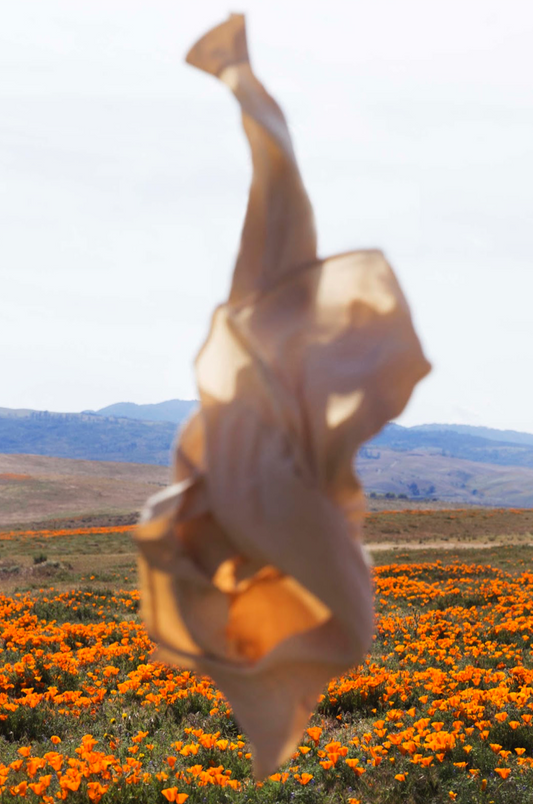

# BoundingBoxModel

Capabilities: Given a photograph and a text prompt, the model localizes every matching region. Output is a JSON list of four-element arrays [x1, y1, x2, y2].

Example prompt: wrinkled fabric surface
[[135, 13, 431, 779]]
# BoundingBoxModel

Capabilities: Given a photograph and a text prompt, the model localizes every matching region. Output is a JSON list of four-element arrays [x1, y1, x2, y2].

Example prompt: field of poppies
[[1, 515, 533, 803]]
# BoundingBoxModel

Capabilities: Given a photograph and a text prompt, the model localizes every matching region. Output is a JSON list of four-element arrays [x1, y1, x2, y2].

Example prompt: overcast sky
[[2, 0, 532, 432]]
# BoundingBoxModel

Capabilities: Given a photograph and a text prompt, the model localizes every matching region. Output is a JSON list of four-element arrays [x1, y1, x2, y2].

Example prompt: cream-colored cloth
[[135, 14, 430, 779]]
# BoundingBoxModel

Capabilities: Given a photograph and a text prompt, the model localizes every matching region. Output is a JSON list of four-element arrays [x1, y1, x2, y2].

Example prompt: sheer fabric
[[135, 14, 430, 778]]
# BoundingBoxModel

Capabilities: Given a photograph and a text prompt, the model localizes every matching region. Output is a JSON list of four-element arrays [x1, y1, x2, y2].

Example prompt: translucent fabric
[[135, 14, 430, 778]]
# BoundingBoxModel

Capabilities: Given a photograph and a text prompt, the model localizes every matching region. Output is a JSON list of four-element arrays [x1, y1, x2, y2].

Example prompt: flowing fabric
[[135, 14, 430, 778]]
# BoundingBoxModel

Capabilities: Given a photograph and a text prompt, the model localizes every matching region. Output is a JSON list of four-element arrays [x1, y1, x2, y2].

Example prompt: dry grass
[[1, 507, 532, 596], [0, 453, 169, 527], [358, 446, 533, 506]]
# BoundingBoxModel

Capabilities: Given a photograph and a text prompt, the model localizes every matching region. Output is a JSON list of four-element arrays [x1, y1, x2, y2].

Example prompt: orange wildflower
[[161, 789, 189, 803], [28, 775, 52, 796], [494, 768, 511, 779], [306, 727, 322, 744], [10, 781, 28, 796], [87, 782, 109, 803]]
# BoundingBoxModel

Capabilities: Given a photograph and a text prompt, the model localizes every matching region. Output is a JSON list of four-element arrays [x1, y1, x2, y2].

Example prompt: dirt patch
[[367, 539, 533, 552], [0, 558, 73, 579]]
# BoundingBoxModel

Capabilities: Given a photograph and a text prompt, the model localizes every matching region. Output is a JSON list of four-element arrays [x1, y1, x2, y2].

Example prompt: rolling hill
[[87, 399, 197, 423], [0, 408, 177, 465], [368, 424, 533, 469], [356, 447, 533, 508], [0, 452, 169, 527], [1, 402, 533, 508], [411, 423, 533, 447]]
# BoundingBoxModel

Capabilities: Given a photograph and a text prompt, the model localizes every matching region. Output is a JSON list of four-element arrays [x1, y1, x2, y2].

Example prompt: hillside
[[369, 423, 533, 469], [0, 409, 177, 465], [2, 453, 533, 532], [412, 423, 533, 447], [0, 453, 169, 527], [88, 399, 198, 423], [2, 403, 533, 508], [357, 447, 533, 507], [3, 404, 533, 470]]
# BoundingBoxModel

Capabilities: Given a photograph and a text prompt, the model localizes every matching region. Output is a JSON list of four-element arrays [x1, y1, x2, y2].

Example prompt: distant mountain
[[88, 399, 197, 424], [367, 423, 533, 470], [0, 408, 176, 466], [2, 403, 533, 507], [0, 401, 197, 466], [411, 423, 533, 448]]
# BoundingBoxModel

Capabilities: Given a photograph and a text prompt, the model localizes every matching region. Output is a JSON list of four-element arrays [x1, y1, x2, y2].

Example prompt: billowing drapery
[[135, 14, 430, 779]]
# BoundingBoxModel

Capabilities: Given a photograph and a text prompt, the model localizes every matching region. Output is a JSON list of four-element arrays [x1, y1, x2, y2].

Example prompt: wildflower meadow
[[1, 513, 533, 803]]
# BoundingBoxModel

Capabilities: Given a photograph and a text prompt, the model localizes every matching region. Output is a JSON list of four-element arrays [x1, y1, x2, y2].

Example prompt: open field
[[364, 507, 533, 548], [1, 508, 532, 597], [1, 510, 533, 803]]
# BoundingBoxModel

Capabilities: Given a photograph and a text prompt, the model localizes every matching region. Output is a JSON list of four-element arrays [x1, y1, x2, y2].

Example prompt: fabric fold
[[135, 13, 430, 779]]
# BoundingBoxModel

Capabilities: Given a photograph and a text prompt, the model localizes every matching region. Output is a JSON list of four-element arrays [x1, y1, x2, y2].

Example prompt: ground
[[1, 508, 532, 804]]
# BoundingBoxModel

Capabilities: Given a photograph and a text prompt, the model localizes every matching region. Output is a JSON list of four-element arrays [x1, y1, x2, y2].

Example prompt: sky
[[2, 0, 533, 432]]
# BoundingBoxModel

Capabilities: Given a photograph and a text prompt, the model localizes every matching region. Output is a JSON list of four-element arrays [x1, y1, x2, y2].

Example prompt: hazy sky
[[2, 0, 533, 432]]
